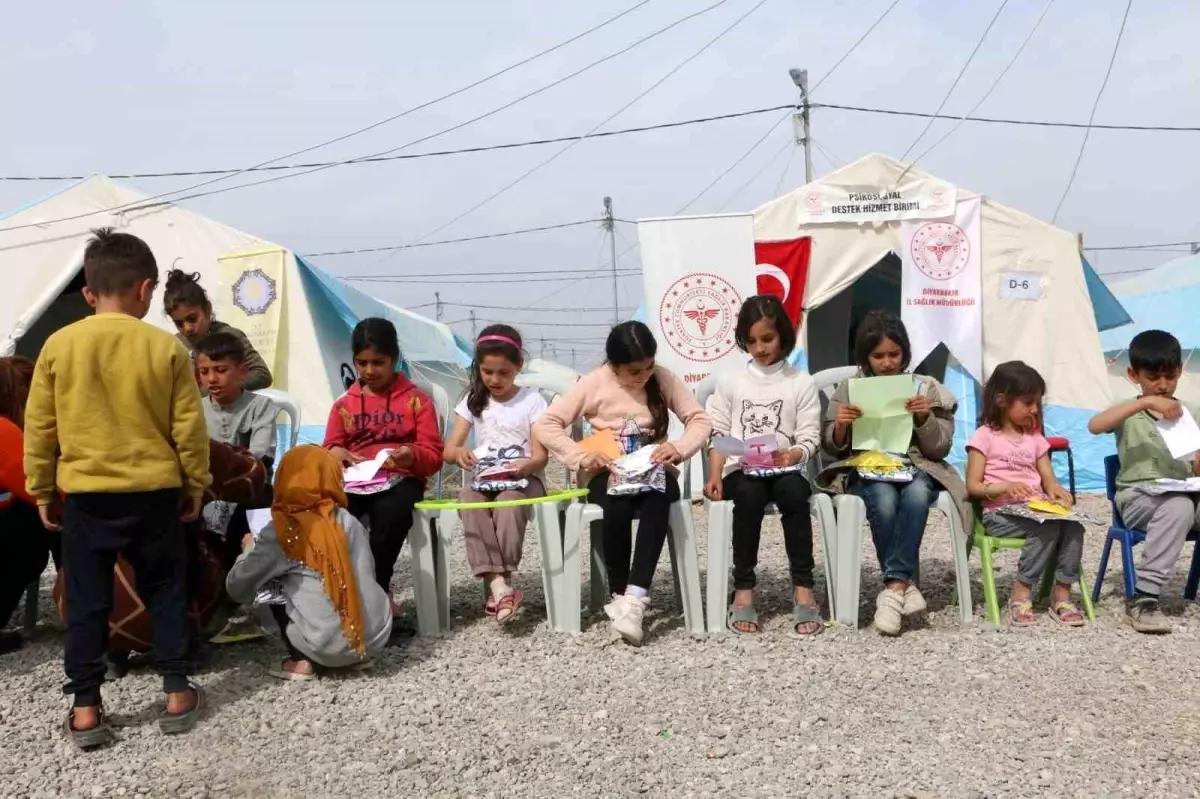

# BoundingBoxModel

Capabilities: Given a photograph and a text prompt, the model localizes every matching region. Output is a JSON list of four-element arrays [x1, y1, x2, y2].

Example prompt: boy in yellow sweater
[[24, 228, 211, 749]]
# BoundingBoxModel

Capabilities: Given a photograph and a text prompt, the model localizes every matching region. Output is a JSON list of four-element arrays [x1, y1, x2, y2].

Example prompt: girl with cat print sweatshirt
[[703, 296, 822, 637]]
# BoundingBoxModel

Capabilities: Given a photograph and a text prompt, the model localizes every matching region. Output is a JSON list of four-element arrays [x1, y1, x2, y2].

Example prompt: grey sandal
[[726, 603, 760, 635], [158, 682, 205, 735], [64, 708, 115, 751], [789, 603, 825, 638]]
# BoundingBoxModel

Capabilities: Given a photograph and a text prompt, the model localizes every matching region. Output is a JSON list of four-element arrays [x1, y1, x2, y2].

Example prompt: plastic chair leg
[[23, 581, 38, 638], [409, 509, 443, 637], [1077, 568, 1097, 622], [588, 519, 609, 613], [937, 492, 973, 624], [1119, 531, 1138, 599], [668, 500, 705, 637], [531, 503, 565, 631], [1093, 534, 1114, 604], [811, 493, 838, 621], [705, 501, 734, 635], [558, 503, 598, 634], [434, 509, 454, 632], [1185, 538, 1200, 601], [666, 533, 684, 613], [978, 534, 1000, 626], [832, 494, 865, 628]]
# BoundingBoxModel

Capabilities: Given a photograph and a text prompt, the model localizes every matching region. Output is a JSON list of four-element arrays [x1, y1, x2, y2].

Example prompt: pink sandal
[[495, 590, 523, 625], [1008, 598, 1037, 627], [1048, 601, 1086, 627]]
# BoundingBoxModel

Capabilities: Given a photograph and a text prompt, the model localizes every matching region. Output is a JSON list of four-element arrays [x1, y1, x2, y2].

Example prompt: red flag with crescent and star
[[754, 237, 811, 329]]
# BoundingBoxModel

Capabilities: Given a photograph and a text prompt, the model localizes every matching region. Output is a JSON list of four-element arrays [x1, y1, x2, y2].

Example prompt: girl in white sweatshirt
[[703, 295, 822, 636]]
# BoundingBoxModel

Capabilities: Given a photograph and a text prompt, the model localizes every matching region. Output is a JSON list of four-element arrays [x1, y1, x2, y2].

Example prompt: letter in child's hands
[[180, 495, 201, 523], [1143, 395, 1183, 420], [330, 446, 366, 467], [454, 448, 478, 470], [388, 446, 415, 469], [703, 477, 723, 501], [38, 498, 63, 532], [581, 451, 613, 472], [650, 443, 681, 466], [773, 448, 804, 467], [1049, 484, 1073, 508], [904, 394, 932, 423], [834, 403, 863, 427]]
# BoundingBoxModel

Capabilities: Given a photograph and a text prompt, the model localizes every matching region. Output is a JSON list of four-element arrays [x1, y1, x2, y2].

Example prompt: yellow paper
[[216, 248, 286, 378], [847, 451, 904, 472], [1028, 499, 1069, 516], [578, 431, 621, 460]]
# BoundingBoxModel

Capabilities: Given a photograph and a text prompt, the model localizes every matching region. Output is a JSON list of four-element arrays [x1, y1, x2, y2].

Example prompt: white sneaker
[[903, 585, 927, 616], [612, 596, 648, 646], [604, 594, 629, 622], [874, 588, 905, 636]]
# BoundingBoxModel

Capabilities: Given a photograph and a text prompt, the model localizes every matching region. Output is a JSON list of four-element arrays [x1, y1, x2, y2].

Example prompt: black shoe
[[104, 651, 130, 681], [0, 630, 23, 655]]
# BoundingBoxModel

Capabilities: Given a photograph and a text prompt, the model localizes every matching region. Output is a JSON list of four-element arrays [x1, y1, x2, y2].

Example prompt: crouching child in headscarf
[[226, 445, 393, 680]]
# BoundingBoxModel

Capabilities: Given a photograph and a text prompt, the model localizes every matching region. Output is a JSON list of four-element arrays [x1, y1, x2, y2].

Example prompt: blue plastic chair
[[1092, 455, 1200, 602]]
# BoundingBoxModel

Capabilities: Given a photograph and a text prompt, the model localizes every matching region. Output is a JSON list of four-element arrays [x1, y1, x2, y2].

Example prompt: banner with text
[[216, 248, 286, 378], [900, 197, 983, 382], [639, 214, 758, 387], [796, 175, 956, 225]]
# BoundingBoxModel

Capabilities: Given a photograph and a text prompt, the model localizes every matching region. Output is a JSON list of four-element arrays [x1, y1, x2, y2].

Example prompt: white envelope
[[344, 449, 392, 483]]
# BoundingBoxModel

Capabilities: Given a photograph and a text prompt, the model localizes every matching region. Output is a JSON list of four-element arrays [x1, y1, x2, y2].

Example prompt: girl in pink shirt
[[965, 361, 1085, 627]]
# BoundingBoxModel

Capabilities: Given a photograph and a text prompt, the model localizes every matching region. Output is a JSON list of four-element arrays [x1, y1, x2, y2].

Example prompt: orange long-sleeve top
[[0, 416, 34, 505]]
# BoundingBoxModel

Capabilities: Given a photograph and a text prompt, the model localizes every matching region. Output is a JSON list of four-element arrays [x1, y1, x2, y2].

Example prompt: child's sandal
[[1048, 601, 1086, 627], [1008, 598, 1037, 627], [495, 590, 523, 625]]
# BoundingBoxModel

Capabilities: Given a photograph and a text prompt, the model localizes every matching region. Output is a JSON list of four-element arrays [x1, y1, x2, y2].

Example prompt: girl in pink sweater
[[534, 321, 710, 646]]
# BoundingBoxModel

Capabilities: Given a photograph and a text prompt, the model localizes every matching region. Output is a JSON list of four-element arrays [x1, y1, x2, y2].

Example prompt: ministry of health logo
[[232, 269, 278, 316], [659, 272, 741, 362], [910, 221, 969, 281]]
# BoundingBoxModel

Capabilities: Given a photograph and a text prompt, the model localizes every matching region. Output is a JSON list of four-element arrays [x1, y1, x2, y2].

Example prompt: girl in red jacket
[[323, 318, 444, 616]]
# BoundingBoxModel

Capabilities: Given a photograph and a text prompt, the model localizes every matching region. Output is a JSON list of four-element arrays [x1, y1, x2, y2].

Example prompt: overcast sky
[[3, 0, 1197, 367]]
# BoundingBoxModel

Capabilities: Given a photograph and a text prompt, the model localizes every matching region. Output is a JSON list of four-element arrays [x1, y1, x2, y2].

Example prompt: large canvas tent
[[0, 176, 470, 442], [753, 153, 1130, 491]]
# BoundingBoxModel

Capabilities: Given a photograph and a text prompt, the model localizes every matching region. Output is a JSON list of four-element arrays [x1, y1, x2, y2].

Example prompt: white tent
[[517, 357, 581, 398], [0, 176, 470, 441], [753, 153, 1126, 490]]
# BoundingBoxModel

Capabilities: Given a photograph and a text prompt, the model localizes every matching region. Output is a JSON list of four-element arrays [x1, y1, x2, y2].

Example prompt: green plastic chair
[[970, 502, 1096, 626], [412, 488, 590, 635]]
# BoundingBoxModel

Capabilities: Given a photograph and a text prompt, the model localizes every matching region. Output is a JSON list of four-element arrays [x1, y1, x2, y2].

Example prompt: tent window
[[806, 252, 948, 381]]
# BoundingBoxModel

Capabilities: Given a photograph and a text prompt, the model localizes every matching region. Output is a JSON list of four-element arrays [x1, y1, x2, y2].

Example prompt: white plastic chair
[[815, 369, 973, 628], [254, 388, 301, 450], [695, 373, 840, 635]]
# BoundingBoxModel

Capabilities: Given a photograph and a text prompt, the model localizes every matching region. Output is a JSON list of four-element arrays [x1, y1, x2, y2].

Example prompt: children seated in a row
[[818, 310, 970, 636], [703, 296, 823, 637], [1088, 329, 1200, 634], [966, 362, 1085, 627], [164, 269, 274, 390], [443, 325, 548, 624], [535, 321, 711, 646]]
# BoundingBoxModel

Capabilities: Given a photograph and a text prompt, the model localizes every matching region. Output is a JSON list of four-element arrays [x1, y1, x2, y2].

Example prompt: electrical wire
[[1051, 0, 1134, 224], [773, 145, 799, 196], [716, 137, 794, 211], [902, 0, 1055, 174], [810, 137, 844, 171], [397, 0, 772, 250], [440, 302, 638, 312], [812, 102, 1200, 131], [0, 1, 729, 235], [1083, 240, 1198, 252], [899, 0, 1012, 163], [343, 271, 640, 283], [808, 0, 905, 95], [303, 219, 598, 257]]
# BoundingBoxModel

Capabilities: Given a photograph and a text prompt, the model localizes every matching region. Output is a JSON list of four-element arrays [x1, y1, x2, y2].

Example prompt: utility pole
[[789, 68, 814, 183], [571, 348, 576, 370], [602, 197, 619, 325], [469, 310, 476, 339], [1191, 242, 1200, 255], [434, 291, 443, 321]]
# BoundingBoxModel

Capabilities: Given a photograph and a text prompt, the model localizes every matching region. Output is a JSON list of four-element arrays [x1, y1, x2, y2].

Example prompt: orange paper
[[578, 430, 621, 460]]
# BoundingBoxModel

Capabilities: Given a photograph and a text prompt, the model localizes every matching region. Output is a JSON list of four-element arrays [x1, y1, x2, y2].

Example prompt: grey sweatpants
[[982, 512, 1085, 585], [1114, 489, 1200, 596]]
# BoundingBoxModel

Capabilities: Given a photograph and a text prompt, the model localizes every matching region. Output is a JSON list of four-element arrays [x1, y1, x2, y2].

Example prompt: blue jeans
[[848, 471, 939, 583]]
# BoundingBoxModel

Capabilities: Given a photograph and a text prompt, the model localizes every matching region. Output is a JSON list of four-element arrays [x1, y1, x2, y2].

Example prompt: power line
[[811, 103, 1200, 132], [1083, 240, 1199, 252], [441, 302, 639, 312], [1052, 0, 1133, 224], [0, 1, 729, 234], [343, 272, 641, 285], [303, 219, 599, 257], [344, 268, 641, 279], [398, 0, 770, 249], [808, 0, 904, 96], [716, 137, 794, 211], [899, 0, 1012, 163]]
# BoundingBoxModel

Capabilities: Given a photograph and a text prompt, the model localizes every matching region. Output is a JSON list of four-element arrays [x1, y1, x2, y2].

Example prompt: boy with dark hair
[[1088, 329, 1200, 633], [24, 228, 210, 748]]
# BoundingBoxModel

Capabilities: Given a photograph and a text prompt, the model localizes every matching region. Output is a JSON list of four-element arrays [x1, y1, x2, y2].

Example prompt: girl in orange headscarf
[[226, 445, 392, 678]]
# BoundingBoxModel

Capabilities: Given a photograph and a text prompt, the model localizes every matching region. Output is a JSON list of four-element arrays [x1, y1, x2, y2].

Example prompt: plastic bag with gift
[[471, 443, 530, 492], [608, 444, 666, 497]]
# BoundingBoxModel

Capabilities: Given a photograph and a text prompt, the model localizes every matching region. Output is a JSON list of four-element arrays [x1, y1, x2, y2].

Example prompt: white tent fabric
[[516, 357, 581, 399], [753, 153, 1112, 412], [0, 176, 469, 439]]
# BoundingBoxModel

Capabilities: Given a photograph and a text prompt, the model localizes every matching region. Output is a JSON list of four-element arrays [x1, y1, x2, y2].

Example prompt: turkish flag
[[754, 237, 811, 329]]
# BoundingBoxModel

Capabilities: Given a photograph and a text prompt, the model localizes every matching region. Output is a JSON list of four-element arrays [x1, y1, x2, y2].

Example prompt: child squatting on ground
[[442, 325, 549, 625], [23, 228, 211, 749], [966, 361, 1087, 627], [534, 321, 710, 647], [1088, 329, 1200, 634], [703, 295, 823, 636]]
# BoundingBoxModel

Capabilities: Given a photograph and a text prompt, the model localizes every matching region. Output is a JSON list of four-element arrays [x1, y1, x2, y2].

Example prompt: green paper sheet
[[848, 374, 916, 454]]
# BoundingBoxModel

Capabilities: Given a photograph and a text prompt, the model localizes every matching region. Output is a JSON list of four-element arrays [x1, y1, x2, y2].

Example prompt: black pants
[[347, 478, 425, 592], [586, 472, 681, 594], [270, 604, 309, 664], [62, 490, 190, 707], [723, 471, 814, 590], [0, 501, 55, 628]]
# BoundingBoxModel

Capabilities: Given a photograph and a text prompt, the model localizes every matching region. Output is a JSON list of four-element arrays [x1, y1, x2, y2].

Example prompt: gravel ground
[[3, 492, 1199, 798]]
